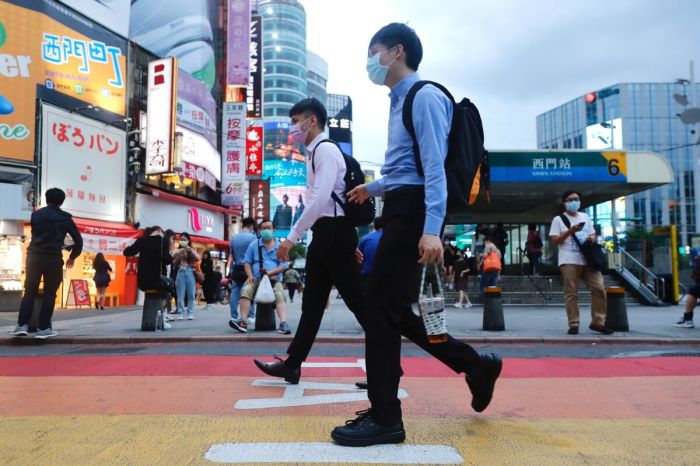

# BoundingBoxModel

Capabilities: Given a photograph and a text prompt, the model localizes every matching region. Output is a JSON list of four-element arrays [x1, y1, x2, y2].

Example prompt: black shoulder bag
[[558, 214, 607, 271]]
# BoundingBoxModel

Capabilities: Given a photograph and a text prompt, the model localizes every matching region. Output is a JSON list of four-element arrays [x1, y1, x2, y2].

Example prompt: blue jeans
[[480, 271, 500, 293], [229, 281, 255, 320], [176, 268, 196, 314]]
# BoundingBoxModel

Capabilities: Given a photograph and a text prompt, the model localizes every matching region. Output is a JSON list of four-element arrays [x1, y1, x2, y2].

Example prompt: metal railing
[[614, 247, 666, 301]]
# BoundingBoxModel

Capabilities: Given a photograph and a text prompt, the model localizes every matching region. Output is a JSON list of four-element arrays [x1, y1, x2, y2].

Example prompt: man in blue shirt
[[231, 219, 291, 334], [334, 23, 502, 447], [358, 216, 383, 281], [228, 217, 257, 327]]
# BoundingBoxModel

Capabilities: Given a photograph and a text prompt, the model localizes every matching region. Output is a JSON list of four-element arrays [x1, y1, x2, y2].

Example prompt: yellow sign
[[601, 151, 628, 178], [0, 1, 127, 162]]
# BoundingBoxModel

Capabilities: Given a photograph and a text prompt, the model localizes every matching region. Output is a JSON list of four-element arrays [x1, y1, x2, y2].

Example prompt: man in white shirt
[[549, 190, 612, 335], [253, 98, 369, 384]]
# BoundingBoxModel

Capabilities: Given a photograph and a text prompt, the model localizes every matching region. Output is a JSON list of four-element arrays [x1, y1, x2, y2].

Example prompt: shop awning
[[188, 235, 230, 249], [142, 186, 242, 215], [73, 218, 141, 254]]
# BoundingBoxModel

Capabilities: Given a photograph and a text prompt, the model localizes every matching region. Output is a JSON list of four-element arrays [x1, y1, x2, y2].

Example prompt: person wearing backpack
[[479, 237, 502, 293], [525, 224, 543, 275], [549, 190, 613, 336], [254, 98, 372, 385], [339, 22, 502, 448]]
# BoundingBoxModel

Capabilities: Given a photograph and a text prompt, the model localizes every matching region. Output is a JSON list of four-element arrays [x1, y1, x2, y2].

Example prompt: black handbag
[[559, 214, 607, 271], [230, 264, 248, 284]]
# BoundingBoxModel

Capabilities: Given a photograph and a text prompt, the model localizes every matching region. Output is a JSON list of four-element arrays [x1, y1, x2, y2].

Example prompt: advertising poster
[[221, 102, 246, 207], [145, 57, 177, 175], [177, 71, 218, 147], [176, 125, 221, 190], [246, 120, 263, 177], [41, 104, 127, 222], [0, 0, 127, 162], [226, 0, 250, 87], [57, 0, 131, 37], [247, 15, 262, 118], [248, 179, 270, 225], [129, 0, 219, 95], [68, 279, 91, 306], [262, 121, 307, 238]]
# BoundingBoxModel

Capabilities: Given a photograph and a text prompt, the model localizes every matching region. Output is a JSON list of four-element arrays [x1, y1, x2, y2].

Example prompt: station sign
[[489, 151, 627, 183]]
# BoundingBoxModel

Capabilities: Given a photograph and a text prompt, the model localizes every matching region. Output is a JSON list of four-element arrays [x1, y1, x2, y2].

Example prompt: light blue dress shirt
[[243, 239, 287, 282], [365, 72, 452, 236]]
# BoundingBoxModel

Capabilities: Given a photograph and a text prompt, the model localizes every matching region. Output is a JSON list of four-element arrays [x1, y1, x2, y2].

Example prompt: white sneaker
[[177, 314, 185, 320], [453, 303, 463, 308], [163, 322, 172, 329], [206, 304, 213, 310], [465, 303, 473, 308], [247, 317, 256, 325], [187, 314, 194, 320]]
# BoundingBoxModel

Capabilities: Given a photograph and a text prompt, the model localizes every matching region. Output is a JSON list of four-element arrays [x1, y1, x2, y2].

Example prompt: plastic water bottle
[[419, 283, 447, 344]]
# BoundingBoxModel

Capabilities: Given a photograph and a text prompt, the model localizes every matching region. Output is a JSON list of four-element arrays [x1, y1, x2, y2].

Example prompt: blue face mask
[[565, 200, 581, 212], [366, 47, 396, 86], [260, 230, 274, 241]]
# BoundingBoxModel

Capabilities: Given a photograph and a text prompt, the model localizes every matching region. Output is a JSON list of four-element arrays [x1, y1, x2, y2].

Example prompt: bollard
[[141, 290, 162, 331], [255, 302, 277, 331], [483, 286, 505, 331], [605, 287, 629, 331]]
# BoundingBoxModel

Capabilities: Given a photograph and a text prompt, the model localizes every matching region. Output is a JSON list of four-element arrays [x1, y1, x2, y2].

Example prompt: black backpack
[[402, 81, 490, 211], [312, 139, 376, 227]]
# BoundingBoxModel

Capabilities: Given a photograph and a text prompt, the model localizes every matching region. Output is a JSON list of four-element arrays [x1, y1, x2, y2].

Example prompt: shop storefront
[[0, 181, 32, 311]]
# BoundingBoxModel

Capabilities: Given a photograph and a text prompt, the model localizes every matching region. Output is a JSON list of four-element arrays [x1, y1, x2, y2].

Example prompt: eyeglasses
[[367, 45, 397, 59]]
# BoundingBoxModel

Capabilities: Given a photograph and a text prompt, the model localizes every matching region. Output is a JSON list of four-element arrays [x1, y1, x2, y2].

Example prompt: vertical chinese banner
[[247, 15, 263, 118], [246, 120, 263, 177], [221, 102, 247, 208], [227, 0, 250, 91], [248, 179, 270, 225], [145, 57, 177, 175]]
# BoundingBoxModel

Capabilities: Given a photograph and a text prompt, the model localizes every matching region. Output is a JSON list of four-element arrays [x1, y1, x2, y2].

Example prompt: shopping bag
[[254, 275, 276, 304]]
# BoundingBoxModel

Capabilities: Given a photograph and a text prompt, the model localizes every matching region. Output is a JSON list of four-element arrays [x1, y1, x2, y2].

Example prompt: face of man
[[260, 221, 275, 242], [282, 195, 288, 205]]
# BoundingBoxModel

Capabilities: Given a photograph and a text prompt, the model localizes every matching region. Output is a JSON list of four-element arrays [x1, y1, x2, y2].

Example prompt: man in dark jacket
[[11, 188, 83, 339]]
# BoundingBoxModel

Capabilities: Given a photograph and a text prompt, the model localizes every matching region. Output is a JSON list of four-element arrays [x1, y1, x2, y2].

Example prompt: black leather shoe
[[355, 381, 368, 390], [331, 409, 405, 447], [589, 324, 614, 335], [567, 326, 579, 335], [254, 357, 300, 384], [466, 353, 502, 413]]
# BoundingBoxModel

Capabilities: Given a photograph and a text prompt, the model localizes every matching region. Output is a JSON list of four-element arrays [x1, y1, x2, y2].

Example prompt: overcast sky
[[302, 0, 700, 167]]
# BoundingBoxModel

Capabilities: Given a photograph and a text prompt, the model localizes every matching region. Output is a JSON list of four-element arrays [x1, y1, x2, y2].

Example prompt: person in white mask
[[549, 190, 612, 335]]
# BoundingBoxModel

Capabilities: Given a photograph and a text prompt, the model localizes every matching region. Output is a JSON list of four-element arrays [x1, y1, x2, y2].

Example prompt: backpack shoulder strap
[[558, 214, 584, 249], [402, 80, 455, 177], [311, 139, 342, 174], [257, 241, 264, 272]]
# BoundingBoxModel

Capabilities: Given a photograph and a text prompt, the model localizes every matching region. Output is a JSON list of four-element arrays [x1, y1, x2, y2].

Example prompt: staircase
[[444, 274, 641, 306]]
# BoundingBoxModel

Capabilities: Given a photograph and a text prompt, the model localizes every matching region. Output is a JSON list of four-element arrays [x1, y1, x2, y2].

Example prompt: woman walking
[[284, 264, 302, 303], [92, 252, 112, 310], [172, 232, 200, 320], [452, 250, 472, 308], [200, 250, 219, 310]]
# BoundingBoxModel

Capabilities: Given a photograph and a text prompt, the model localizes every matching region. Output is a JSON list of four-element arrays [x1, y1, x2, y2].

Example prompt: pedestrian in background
[[172, 232, 200, 320], [473, 225, 486, 260], [200, 250, 218, 310], [11, 188, 83, 339], [228, 217, 258, 328], [358, 216, 384, 290], [453, 250, 472, 308], [525, 224, 543, 276], [480, 236, 502, 292], [284, 264, 302, 303], [493, 223, 509, 269], [92, 252, 112, 310], [162, 229, 177, 316], [549, 190, 612, 335], [443, 242, 456, 290], [673, 253, 699, 328]]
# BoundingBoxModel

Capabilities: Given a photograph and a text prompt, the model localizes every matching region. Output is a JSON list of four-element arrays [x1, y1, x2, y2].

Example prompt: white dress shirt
[[287, 133, 346, 243]]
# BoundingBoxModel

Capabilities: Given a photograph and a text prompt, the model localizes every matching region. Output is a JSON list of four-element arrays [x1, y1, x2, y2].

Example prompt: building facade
[[326, 93, 353, 155], [307, 50, 328, 104], [259, 0, 308, 118], [537, 82, 700, 245]]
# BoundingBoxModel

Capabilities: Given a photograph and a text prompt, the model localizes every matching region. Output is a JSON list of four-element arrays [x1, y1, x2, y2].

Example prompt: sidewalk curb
[[2, 335, 700, 346]]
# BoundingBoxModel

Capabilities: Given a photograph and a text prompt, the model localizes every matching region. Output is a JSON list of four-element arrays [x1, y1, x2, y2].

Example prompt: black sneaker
[[589, 324, 614, 335], [254, 357, 300, 384], [567, 326, 579, 335], [466, 353, 502, 413], [673, 319, 694, 328], [331, 409, 405, 447], [355, 381, 368, 390], [229, 319, 247, 333]]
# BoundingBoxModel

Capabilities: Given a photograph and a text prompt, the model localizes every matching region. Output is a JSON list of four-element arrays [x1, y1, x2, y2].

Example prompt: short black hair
[[143, 226, 162, 236], [289, 98, 327, 130], [373, 216, 384, 230], [561, 190, 583, 202], [369, 23, 423, 71], [45, 187, 66, 206], [241, 217, 256, 229]]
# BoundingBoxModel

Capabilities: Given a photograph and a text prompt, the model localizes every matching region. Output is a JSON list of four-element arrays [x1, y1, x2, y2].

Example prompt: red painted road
[[1, 355, 699, 378]]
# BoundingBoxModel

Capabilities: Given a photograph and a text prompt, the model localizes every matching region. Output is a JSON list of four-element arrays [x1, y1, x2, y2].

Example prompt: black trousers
[[365, 187, 482, 426], [287, 283, 298, 301], [286, 217, 368, 367], [17, 253, 64, 330]]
